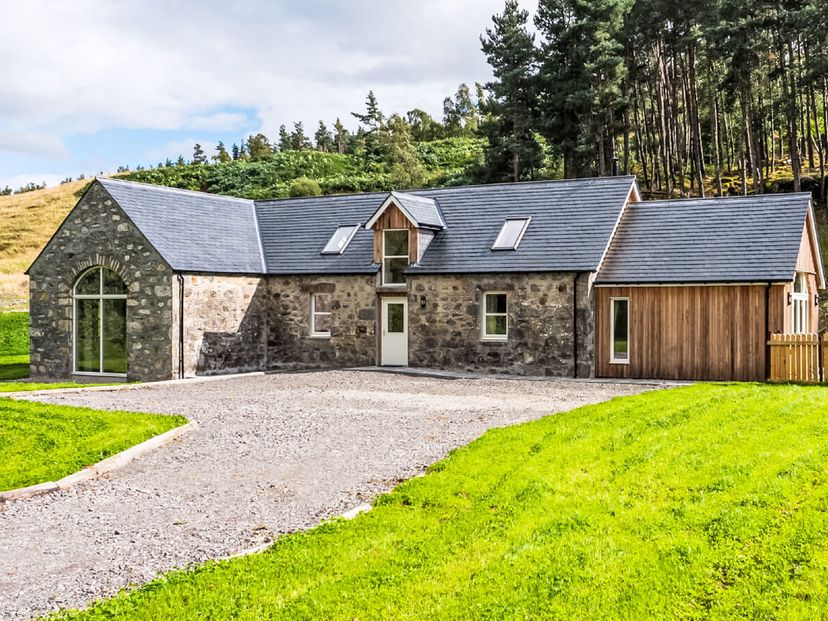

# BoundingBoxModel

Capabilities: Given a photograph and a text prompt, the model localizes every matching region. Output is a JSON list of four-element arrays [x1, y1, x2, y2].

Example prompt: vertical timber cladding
[[371, 203, 418, 263], [595, 285, 767, 381]]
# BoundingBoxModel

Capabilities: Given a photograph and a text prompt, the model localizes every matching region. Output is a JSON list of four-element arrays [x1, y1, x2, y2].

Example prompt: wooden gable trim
[[365, 194, 420, 230], [804, 204, 825, 288]]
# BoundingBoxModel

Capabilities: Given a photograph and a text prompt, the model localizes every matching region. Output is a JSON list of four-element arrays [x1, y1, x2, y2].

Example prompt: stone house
[[27, 176, 822, 383]]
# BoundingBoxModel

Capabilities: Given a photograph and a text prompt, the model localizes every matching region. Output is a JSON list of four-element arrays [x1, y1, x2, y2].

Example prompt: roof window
[[492, 217, 531, 251], [322, 225, 360, 255]]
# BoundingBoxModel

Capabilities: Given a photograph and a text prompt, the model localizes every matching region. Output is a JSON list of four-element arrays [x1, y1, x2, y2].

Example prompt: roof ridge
[[97, 176, 254, 204], [641, 193, 812, 205]]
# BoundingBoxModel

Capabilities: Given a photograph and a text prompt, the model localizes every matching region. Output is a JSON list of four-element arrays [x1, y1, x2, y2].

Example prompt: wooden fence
[[768, 333, 828, 383]]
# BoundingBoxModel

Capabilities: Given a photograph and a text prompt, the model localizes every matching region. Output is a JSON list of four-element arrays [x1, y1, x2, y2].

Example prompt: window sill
[[481, 336, 508, 343], [309, 334, 332, 340], [609, 359, 630, 365], [72, 372, 128, 378]]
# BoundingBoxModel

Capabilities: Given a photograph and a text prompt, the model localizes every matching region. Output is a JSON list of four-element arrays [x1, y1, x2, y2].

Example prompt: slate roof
[[256, 176, 637, 274], [372, 192, 446, 229], [596, 193, 816, 284], [98, 178, 265, 273]]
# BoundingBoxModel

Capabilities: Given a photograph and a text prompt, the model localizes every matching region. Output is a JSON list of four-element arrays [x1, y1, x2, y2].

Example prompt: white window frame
[[492, 217, 531, 251], [310, 293, 332, 338], [321, 224, 360, 255], [382, 228, 409, 287], [72, 267, 128, 377], [792, 272, 809, 334], [482, 292, 509, 341], [610, 297, 630, 365]]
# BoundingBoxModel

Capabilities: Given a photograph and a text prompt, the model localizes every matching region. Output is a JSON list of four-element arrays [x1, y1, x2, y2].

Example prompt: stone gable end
[[28, 182, 174, 381]]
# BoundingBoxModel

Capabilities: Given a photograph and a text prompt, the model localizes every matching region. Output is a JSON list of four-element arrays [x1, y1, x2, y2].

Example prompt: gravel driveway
[[0, 370, 652, 619]]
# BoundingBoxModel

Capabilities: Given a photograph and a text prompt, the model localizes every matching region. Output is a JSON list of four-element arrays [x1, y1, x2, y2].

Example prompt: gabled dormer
[[365, 192, 445, 286]]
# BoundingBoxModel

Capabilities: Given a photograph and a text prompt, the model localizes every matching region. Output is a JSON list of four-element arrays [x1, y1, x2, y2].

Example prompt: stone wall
[[172, 274, 267, 377], [28, 182, 173, 382], [265, 275, 377, 368], [407, 272, 594, 377]]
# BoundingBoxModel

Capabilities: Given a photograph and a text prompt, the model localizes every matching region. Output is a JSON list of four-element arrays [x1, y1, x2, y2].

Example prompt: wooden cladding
[[595, 285, 772, 382], [768, 333, 826, 383], [371, 203, 418, 264]]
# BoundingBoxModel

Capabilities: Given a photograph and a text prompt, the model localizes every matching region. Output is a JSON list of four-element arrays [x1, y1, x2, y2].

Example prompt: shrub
[[288, 177, 322, 197]]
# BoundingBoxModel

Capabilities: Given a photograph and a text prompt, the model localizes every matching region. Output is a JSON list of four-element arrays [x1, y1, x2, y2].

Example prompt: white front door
[[381, 297, 408, 366]]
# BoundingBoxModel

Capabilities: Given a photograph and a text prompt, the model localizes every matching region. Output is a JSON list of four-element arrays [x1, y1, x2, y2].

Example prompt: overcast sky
[[0, 0, 538, 190]]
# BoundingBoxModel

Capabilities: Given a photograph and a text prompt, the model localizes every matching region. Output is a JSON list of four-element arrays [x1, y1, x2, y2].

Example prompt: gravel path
[[0, 370, 652, 619]]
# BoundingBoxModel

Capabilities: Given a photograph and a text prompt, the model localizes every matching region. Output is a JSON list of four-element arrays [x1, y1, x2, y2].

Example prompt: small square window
[[482, 292, 508, 340], [492, 218, 531, 250], [310, 293, 332, 337], [322, 225, 359, 255]]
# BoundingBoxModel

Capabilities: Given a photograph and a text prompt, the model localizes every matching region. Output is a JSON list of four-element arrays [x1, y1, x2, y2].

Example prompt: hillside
[[0, 179, 91, 310]]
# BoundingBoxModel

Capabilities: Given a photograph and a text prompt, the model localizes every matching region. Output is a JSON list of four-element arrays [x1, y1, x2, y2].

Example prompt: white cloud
[[0, 0, 537, 136], [0, 131, 69, 159]]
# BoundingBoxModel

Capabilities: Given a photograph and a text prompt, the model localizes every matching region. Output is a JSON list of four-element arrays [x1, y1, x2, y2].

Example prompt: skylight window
[[492, 217, 531, 250], [322, 225, 360, 255]]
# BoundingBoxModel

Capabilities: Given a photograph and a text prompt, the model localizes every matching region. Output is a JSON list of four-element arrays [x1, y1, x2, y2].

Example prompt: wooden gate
[[768, 333, 828, 383]]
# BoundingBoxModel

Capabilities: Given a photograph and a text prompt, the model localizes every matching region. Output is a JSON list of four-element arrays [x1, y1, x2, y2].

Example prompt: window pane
[[102, 299, 127, 374], [486, 293, 507, 314], [387, 303, 405, 333], [313, 313, 331, 334], [384, 257, 408, 284], [384, 230, 409, 257], [613, 300, 629, 359], [323, 225, 358, 254], [102, 269, 127, 295], [795, 273, 806, 293], [486, 315, 507, 336], [493, 219, 530, 250], [76, 299, 100, 372], [314, 293, 331, 313], [76, 269, 100, 295]]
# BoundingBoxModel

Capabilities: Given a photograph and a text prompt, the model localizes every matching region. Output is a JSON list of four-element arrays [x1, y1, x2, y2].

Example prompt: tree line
[[480, 0, 828, 202]]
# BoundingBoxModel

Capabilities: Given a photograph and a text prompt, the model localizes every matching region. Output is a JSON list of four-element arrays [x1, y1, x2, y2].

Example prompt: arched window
[[74, 267, 128, 375]]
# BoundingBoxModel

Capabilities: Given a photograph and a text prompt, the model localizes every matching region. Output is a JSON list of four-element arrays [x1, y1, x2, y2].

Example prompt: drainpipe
[[177, 273, 185, 379], [573, 273, 579, 379]]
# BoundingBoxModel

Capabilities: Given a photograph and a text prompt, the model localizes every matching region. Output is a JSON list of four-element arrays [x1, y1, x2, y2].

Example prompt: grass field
[[0, 311, 29, 380], [49, 383, 828, 620], [0, 398, 185, 492]]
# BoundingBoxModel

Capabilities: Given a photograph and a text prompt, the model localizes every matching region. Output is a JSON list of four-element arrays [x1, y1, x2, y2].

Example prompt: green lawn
[[0, 398, 185, 492], [50, 383, 828, 619], [0, 311, 29, 380]]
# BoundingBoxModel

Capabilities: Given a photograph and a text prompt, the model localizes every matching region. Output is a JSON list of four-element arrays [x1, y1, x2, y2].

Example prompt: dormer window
[[383, 229, 409, 286], [492, 217, 531, 250], [322, 224, 359, 255]]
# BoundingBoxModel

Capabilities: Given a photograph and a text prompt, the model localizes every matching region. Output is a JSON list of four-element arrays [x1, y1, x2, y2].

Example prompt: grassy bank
[[51, 383, 828, 619], [0, 399, 185, 492], [0, 311, 28, 380]]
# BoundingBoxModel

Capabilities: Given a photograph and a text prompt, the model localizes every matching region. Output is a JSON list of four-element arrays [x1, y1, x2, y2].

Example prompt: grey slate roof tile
[[596, 193, 814, 284], [256, 176, 636, 275], [386, 192, 446, 229], [98, 178, 265, 274]]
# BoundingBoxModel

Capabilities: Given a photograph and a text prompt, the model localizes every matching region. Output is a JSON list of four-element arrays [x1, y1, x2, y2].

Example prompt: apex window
[[482, 292, 508, 340], [610, 297, 629, 364], [792, 272, 809, 334], [382, 229, 409, 286], [73, 267, 128, 375]]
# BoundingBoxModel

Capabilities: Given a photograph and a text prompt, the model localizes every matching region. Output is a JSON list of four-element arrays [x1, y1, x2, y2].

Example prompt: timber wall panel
[[371, 203, 418, 263], [596, 285, 768, 381]]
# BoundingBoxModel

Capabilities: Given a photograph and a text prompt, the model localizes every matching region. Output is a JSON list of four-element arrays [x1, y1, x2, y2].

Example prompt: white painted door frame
[[381, 297, 408, 366]]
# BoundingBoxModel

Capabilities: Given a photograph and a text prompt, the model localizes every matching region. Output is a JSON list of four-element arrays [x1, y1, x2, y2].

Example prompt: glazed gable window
[[792, 272, 809, 334], [382, 229, 409, 286], [482, 292, 508, 340], [310, 293, 331, 337], [73, 267, 128, 375]]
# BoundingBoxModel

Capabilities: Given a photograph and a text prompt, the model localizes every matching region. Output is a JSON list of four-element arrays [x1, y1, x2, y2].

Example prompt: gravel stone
[[0, 370, 652, 619]]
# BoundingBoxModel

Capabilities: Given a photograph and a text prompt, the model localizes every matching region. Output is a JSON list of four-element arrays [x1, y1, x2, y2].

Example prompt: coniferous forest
[[109, 0, 827, 206]]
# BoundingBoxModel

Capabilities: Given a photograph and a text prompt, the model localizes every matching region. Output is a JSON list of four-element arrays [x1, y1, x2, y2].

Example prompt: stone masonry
[[407, 272, 594, 377], [28, 183, 174, 382]]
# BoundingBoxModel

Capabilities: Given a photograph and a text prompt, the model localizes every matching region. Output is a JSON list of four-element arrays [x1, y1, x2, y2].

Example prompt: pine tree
[[192, 143, 207, 165], [334, 118, 348, 154], [480, 0, 543, 181], [315, 121, 334, 152], [291, 122, 309, 150], [213, 141, 231, 163], [231, 143, 240, 160], [352, 90, 384, 130], [278, 124, 291, 151], [380, 115, 428, 189], [407, 108, 444, 141]]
